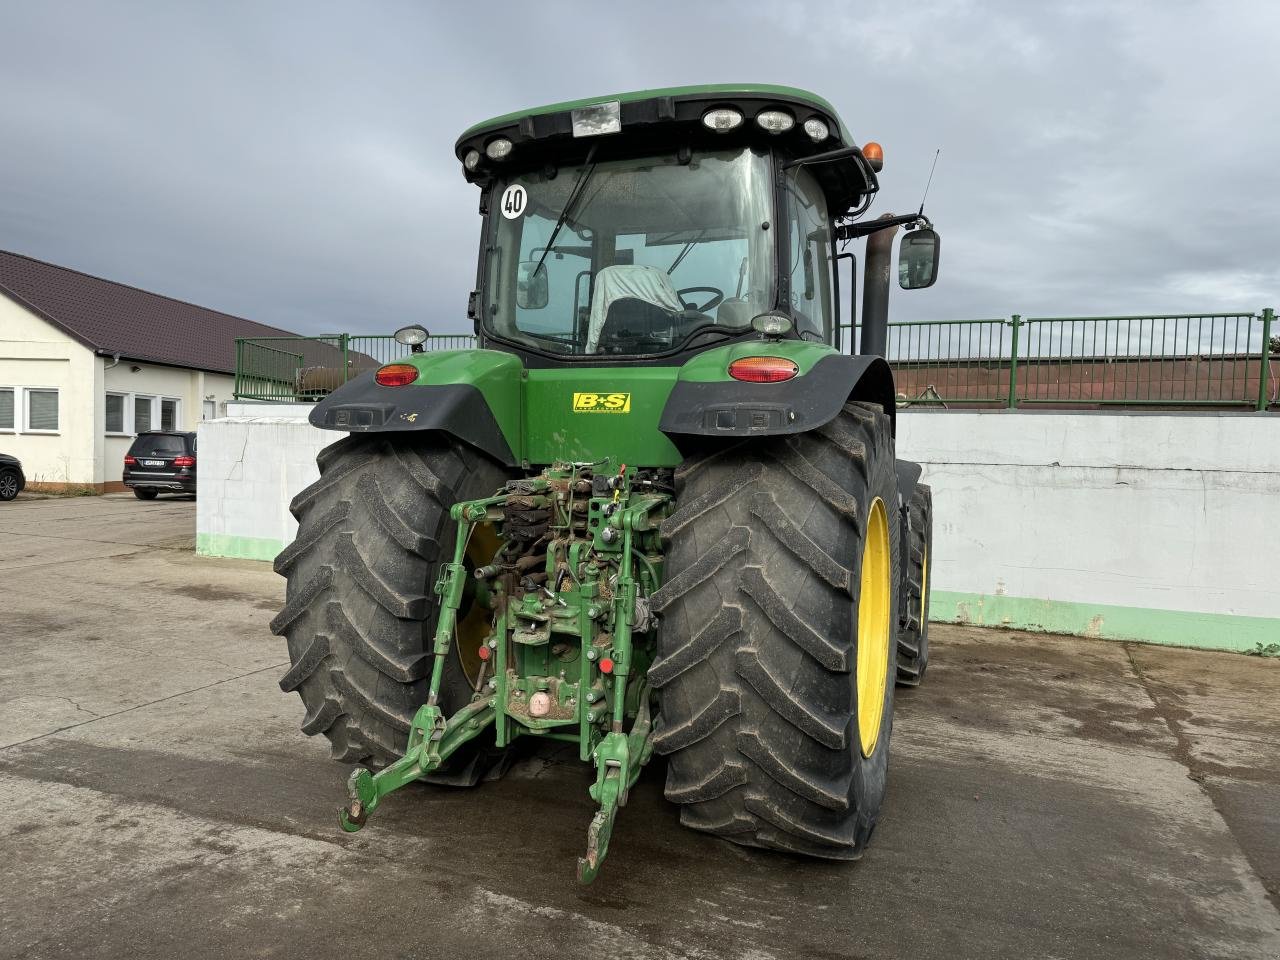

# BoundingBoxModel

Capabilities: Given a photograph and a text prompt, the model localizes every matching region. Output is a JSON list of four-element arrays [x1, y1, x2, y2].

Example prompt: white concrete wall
[[896, 410, 1280, 649], [196, 404, 1280, 650], [196, 404, 328, 561]]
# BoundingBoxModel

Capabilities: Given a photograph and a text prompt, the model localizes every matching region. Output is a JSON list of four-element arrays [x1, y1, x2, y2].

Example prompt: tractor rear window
[[485, 147, 774, 357], [129, 434, 188, 457]]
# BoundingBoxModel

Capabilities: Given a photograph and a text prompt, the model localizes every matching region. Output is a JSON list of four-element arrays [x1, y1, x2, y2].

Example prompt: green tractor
[[272, 84, 937, 883]]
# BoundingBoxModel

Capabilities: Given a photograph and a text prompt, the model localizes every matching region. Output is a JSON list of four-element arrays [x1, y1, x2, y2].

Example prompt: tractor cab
[[453, 85, 933, 364]]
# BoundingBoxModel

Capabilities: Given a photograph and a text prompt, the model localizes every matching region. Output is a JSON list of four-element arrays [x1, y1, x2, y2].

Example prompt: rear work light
[[727, 356, 799, 383], [375, 363, 419, 387], [173, 455, 195, 468], [702, 107, 744, 132], [755, 109, 794, 133], [485, 137, 513, 160], [123, 455, 137, 465]]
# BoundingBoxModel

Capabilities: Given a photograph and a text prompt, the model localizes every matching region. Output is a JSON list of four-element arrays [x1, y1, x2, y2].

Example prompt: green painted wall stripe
[[194, 533, 1275, 655], [196, 532, 283, 563], [931, 590, 1280, 654]]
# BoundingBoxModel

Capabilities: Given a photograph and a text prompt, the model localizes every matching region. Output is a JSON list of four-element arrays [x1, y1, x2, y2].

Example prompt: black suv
[[0, 454, 24, 502], [123, 432, 197, 499]]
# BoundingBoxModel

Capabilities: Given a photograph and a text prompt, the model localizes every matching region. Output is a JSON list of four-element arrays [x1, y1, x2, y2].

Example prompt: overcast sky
[[2, 0, 1277, 335]]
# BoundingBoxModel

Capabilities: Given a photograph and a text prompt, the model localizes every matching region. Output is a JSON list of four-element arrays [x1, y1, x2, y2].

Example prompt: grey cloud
[[1, 0, 1276, 335]]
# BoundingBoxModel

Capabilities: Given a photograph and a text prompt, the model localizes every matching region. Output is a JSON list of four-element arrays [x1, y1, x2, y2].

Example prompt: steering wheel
[[677, 286, 724, 314]]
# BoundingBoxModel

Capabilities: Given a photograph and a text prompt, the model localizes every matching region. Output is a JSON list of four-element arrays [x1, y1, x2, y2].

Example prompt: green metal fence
[[842, 309, 1276, 410], [236, 311, 1277, 409], [233, 333, 474, 401]]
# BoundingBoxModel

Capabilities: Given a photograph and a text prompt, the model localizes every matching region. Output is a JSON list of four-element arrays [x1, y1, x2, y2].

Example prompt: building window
[[160, 397, 179, 431], [0, 388, 13, 431], [202, 400, 216, 420], [105, 393, 126, 433], [134, 395, 154, 433], [26, 389, 59, 432]]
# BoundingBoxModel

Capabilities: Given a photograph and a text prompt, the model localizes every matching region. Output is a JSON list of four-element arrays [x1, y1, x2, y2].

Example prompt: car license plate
[[143, 459, 165, 467]]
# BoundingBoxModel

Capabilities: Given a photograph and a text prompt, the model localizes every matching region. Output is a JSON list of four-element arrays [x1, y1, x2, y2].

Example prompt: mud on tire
[[650, 401, 900, 859], [271, 434, 508, 777]]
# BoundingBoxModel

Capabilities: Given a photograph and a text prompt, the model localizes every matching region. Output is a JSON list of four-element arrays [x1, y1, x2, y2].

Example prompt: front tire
[[270, 434, 509, 778], [651, 402, 899, 859]]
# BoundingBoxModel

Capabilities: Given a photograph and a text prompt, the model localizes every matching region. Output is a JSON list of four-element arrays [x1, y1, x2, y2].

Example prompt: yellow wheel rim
[[454, 524, 501, 690], [857, 497, 892, 757]]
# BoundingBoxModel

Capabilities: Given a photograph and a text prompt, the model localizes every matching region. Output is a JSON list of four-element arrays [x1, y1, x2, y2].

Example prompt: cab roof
[[453, 84, 876, 215], [457, 83, 850, 146]]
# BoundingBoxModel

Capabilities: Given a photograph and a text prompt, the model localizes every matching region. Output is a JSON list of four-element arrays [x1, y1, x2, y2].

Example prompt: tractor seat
[[587, 265, 686, 353], [596, 298, 680, 353]]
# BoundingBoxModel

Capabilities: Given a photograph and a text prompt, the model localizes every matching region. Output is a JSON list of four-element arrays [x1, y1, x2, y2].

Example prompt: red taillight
[[375, 363, 419, 387], [173, 455, 196, 467], [727, 356, 799, 383], [124, 455, 136, 465]]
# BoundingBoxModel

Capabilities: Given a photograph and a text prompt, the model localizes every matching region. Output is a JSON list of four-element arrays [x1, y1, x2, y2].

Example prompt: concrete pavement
[[1, 495, 1278, 959]]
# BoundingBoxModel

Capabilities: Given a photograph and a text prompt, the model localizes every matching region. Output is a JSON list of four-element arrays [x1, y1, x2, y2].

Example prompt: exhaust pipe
[[860, 215, 900, 358]]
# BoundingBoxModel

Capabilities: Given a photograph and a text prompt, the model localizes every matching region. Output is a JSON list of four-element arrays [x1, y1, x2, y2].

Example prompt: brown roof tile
[[0, 249, 302, 375]]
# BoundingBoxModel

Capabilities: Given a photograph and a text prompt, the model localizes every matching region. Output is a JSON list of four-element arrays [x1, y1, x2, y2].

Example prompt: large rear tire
[[271, 434, 509, 780], [896, 483, 933, 686], [651, 402, 899, 859]]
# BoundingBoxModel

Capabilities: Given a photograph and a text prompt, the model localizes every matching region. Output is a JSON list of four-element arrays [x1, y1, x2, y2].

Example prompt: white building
[[0, 250, 302, 492]]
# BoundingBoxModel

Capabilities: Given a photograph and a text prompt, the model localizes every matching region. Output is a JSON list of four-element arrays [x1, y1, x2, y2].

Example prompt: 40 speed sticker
[[500, 184, 527, 219], [572, 392, 631, 413]]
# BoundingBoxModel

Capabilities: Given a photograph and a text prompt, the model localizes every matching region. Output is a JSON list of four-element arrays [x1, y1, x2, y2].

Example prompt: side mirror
[[898, 229, 940, 290], [516, 261, 549, 309]]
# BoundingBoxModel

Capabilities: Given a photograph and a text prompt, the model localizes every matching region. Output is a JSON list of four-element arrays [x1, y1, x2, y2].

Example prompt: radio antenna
[[918, 149, 940, 216]]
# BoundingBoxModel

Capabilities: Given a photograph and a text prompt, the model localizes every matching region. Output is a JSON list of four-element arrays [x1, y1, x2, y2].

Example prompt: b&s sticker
[[573, 392, 631, 413], [500, 184, 527, 219]]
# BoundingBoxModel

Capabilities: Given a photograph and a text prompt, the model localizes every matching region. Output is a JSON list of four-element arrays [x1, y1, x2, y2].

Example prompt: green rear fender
[[658, 341, 897, 444], [308, 349, 523, 466]]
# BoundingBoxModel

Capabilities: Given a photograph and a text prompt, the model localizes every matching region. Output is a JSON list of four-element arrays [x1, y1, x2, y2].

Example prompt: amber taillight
[[375, 364, 419, 387], [727, 356, 799, 383]]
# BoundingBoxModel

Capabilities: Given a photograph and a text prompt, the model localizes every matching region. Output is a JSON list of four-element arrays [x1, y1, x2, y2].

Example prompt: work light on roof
[[485, 137, 513, 160], [701, 107, 744, 133], [463, 149, 481, 171], [755, 110, 794, 134], [803, 117, 829, 142]]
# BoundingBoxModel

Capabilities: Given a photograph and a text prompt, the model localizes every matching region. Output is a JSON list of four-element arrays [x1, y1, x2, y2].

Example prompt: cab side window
[[784, 170, 834, 341]]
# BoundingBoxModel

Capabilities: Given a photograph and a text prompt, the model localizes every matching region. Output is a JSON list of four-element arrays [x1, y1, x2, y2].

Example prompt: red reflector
[[123, 455, 136, 465], [599, 657, 614, 674], [477, 645, 491, 661], [173, 455, 195, 467], [727, 356, 799, 383], [375, 363, 419, 387]]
